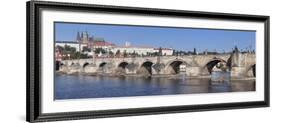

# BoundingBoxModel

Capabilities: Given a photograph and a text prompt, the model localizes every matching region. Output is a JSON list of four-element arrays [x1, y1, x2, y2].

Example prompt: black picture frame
[[26, 1, 270, 122]]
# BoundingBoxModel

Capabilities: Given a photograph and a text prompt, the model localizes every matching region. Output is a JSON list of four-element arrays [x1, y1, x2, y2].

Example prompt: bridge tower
[[230, 46, 247, 78]]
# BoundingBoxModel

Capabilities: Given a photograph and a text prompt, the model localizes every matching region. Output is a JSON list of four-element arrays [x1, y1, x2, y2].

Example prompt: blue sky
[[55, 22, 255, 52]]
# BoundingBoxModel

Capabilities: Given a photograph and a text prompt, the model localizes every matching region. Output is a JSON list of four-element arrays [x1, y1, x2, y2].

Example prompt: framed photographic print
[[26, 1, 270, 122]]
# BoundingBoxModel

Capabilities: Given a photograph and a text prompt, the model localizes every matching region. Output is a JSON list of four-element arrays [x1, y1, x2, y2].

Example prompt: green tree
[[94, 48, 106, 54], [64, 45, 76, 53], [82, 46, 91, 52], [56, 45, 64, 51]]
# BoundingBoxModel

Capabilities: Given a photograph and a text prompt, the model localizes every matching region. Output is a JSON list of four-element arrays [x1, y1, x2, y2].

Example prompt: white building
[[112, 46, 155, 55], [92, 40, 115, 52], [110, 41, 155, 55], [154, 48, 173, 56]]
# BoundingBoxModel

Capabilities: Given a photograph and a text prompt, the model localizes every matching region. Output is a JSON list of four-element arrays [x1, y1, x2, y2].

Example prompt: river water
[[55, 73, 255, 100]]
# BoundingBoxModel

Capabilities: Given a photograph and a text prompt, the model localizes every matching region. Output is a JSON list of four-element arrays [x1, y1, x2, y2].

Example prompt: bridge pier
[[185, 67, 201, 76], [67, 64, 81, 74], [125, 68, 137, 74], [231, 66, 247, 78], [60, 65, 69, 73], [152, 69, 165, 75], [83, 64, 98, 74]]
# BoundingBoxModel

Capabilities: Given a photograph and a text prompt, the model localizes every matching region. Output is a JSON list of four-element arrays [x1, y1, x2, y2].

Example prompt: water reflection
[[55, 74, 255, 100]]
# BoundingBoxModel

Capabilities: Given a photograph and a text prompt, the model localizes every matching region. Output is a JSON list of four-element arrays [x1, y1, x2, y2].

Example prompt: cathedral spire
[[76, 32, 81, 42]]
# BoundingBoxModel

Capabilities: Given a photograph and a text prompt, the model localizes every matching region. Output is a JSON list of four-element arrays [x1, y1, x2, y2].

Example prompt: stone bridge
[[58, 53, 256, 77]]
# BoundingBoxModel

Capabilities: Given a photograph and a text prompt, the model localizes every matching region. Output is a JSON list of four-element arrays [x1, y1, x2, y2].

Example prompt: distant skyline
[[55, 22, 256, 52]]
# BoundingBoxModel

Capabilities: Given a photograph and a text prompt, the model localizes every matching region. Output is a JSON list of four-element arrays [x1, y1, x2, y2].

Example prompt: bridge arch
[[60, 62, 64, 66], [97, 62, 109, 73], [204, 58, 227, 74], [138, 61, 154, 75], [55, 61, 61, 71], [99, 62, 107, 68], [115, 62, 129, 74], [246, 64, 256, 77], [166, 59, 189, 74], [58, 62, 65, 70], [83, 62, 89, 68], [118, 62, 129, 69], [69, 62, 80, 67], [70, 62, 75, 66]]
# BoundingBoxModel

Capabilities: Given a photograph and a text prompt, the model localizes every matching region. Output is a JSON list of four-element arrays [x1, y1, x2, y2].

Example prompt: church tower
[[76, 32, 81, 42], [81, 32, 89, 43]]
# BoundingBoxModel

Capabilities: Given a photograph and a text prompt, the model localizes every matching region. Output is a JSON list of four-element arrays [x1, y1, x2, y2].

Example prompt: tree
[[56, 45, 64, 52], [94, 48, 106, 54], [82, 46, 91, 52], [72, 52, 89, 59], [57, 45, 77, 60], [63, 45, 76, 53]]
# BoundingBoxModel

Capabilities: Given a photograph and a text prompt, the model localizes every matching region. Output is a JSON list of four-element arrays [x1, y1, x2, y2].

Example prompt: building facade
[[153, 48, 173, 56], [111, 46, 155, 56]]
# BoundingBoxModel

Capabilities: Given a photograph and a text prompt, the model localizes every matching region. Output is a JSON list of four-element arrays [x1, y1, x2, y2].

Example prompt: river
[[55, 73, 255, 100]]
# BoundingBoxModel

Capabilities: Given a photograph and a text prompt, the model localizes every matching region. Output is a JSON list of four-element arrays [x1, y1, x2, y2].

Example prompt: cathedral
[[75, 31, 116, 52], [76, 31, 92, 44]]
